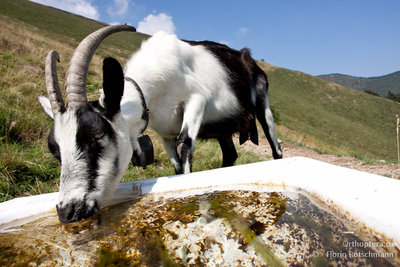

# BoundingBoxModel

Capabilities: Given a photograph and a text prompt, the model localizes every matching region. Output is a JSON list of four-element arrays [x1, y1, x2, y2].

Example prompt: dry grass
[[257, 60, 278, 72]]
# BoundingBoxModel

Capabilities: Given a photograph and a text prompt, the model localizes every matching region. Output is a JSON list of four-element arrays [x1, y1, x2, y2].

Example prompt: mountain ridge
[[317, 71, 400, 97]]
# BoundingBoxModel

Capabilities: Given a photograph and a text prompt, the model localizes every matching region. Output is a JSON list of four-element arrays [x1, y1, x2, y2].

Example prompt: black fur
[[124, 76, 149, 133], [47, 57, 123, 192], [217, 137, 238, 167], [182, 40, 281, 166], [69, 56, 123, 191], [47, 102, 120, 192], [75, 104, 118, 191], [48, 128, 61, 162], [102, 57, 124, 119], [185, 41, 261, 141], [176, 126, 193, 174]]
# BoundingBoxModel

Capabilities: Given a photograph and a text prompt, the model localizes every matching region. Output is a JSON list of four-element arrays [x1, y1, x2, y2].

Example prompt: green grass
[[265, 67, 400, 161], [0, 141, 60, 200], [122, 136, 264, 182]]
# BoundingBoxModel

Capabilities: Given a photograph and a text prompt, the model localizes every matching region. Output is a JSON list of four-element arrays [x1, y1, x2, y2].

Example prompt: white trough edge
[[0, 157, 399, 247]]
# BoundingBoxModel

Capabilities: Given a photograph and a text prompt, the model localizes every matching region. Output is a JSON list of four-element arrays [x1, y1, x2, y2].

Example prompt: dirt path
[[236, 137, 400, 179]]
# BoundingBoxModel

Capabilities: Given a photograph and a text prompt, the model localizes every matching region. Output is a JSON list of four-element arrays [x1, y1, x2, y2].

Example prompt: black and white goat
[[38, 25, 282, 223], [123, 32, 283, 174]]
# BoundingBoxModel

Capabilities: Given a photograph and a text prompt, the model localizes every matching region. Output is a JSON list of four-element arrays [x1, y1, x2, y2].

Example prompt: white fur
[[160, 137, 181, 171], [92, 113, 132, 207], [53, 110, 88, 204], [123, 32, 243, 173], [53, 109, 132, 210], [264, 97, 282, 157], [38, 96, 54, 119], [124, 32, 240, 139], [121, 82, 148, 148]]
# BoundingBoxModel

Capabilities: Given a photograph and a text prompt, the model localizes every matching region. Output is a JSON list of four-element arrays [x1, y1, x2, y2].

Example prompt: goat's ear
[[38, 96, 54, 120], [102, 57, 124, 118]]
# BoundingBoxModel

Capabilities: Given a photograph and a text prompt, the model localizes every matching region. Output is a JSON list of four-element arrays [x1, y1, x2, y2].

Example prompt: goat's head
[[38, 25, 138, 223]]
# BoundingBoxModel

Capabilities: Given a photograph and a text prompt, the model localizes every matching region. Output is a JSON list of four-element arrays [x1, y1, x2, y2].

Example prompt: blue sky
[[31, 0, 400, 77]]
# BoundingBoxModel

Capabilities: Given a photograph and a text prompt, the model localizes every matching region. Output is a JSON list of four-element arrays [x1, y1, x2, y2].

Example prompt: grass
[[265, 67, 400, 161], [1, 0, 398, 202], [0, 0, 148, 58], [0, 17, 61, 200], [122, 134, 264, 182], [0, 142, 60, 200]]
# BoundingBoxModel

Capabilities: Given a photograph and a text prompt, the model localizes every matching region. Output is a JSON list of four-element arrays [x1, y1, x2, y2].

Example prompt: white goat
[[38, 25, 282, 223]]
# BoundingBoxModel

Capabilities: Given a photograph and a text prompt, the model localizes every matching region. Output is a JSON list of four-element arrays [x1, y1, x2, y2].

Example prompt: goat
[[123, 31, 282, 174], [38, 25, 282, 223]]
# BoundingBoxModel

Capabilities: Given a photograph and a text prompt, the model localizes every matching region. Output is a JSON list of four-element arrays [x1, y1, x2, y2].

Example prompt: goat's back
[[124, 32, 264, 137]]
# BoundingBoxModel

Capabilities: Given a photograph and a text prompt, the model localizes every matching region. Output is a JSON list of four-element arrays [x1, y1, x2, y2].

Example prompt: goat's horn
[[45, 50, 66, 114], [65, 24, 136, 109]]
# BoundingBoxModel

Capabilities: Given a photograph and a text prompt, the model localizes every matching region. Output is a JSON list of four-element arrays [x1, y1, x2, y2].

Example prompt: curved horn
[[45, 50, 66, 114], [65, 24, 136, 109]]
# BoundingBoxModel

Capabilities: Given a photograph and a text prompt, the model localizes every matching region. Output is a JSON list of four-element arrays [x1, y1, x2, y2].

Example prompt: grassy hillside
[[1, 0, 399, 202], [318, 72, 400, 97], [0, 0, 148, 58], [263, 63, 400, 161], [0, 0, 262, 201]]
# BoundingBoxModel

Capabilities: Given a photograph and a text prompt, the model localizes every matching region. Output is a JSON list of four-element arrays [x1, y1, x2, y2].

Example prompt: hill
[[318, 71, 400, 97], [1, 0, 399, 201], [264, 64, 399, 162]]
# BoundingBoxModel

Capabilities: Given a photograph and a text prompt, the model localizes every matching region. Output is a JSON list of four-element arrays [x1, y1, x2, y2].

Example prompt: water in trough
[[0, 188, 398, 266]]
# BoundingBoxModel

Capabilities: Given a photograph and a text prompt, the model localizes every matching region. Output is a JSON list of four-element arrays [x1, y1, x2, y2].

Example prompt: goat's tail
[[240, 48, 282, 159], [238, 48, 258, 145]]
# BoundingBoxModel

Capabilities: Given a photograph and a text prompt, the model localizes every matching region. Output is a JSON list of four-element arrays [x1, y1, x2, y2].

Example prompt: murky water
[[0, 189, 398, 266]]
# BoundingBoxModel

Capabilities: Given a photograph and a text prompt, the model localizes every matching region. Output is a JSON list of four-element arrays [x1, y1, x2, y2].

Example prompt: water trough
[[0, 157, 399, 265]]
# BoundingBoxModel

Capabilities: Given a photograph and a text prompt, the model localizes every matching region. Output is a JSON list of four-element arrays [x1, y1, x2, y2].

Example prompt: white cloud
[[137, 13, 176, 35], [30, 0, 99, 20], [236, 27, 249, 38], [107, 0, 129, 17]]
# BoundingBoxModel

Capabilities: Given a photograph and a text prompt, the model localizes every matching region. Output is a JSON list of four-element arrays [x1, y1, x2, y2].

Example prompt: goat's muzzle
[[56, 198, 99, 223]]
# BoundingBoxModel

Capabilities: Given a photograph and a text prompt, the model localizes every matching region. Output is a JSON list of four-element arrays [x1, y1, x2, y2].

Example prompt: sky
[[30, 0, 400, 77]]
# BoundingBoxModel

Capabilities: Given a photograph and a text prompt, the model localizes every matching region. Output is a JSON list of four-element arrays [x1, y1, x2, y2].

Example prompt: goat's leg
[[217, 136, 238, 167], [177, 94, 206, 174], [256, 93, 283, 159], [161, 137, 183, 174], [130, 137, 142, 165]]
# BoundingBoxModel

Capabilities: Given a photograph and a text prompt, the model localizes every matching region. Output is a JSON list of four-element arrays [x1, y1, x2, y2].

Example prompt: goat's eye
[[94, 133, 105, 142]]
